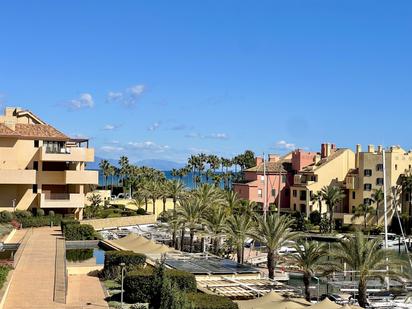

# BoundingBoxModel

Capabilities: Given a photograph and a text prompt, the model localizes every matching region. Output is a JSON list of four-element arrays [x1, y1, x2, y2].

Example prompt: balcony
[[38, 170, 98, 185], [345, 175, 359, 190], [39, 193, 84, 208], [39, 147, 94, 162], [0, 170, 36, 184]]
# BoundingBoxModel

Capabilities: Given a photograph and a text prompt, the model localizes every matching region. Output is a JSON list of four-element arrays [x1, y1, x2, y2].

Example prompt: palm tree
[[224, 190, 241, 214], [109, 164, 116, 192], [352, 203, 374, 229], [193, 183, 223, 208], [118, 156, 130, 192], [167, 180, 186, 210], [402, 171, 412, 216], [329, 231, 406, 308], [177, 198, 206, 252], [288, 241, 328, 301], [147, 181, 161, 215], [131, 191, 145, 210], [311, 191, 323, 214], [372, 188, 384, 225], [253, 214, 297, 279], [203, 206, 228, 255], [321, 185, 345, 233], [99, 159, 110, 189], [224, 213, 255, 264]]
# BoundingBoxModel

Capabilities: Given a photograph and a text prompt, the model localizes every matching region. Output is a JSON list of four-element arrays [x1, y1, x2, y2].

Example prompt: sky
[[0, 1, 412, 163]]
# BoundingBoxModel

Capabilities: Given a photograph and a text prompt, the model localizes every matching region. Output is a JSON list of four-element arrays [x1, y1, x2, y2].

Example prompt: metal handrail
[[13, 228, 33, 269]]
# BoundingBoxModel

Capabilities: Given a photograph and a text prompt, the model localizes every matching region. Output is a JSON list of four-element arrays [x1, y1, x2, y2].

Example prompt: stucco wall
[[81, 214, 157, 230]]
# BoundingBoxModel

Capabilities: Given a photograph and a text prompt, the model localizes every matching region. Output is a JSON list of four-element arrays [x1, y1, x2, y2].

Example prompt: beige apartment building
[[290, 143, 355, 216], [0, 107, 98, 219]]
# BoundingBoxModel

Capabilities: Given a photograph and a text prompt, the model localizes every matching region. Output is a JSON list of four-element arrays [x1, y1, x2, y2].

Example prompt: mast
[[263, 153, 267, 220], [382, 147, 389, 290]]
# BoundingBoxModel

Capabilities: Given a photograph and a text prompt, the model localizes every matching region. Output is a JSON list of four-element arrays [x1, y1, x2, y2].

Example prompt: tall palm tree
[[177, 198, 206, 252], [193, 183, 223, 208], [288, 241, 328, 301], [402, 171, 412, 216], [203, 206, 228, 255], [253, 214, 297, 279], [352, 203, 374, 229], [146, 180, 162, 215], [224, 213, 255, 264], [99, 159, 110, 190], [321, 185, 345, 233], [167, 180, 186, 210], [118, 156, 130, 192], [329, 231, 406, 308], [224, 190, 241, 214], [311, 191, 323, 214], [108, 164, 116, 192], [372, 188, 384, 225]]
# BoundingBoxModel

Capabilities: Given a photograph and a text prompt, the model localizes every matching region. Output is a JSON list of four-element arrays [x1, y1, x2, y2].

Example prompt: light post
[[12, 199, 16, 212], [313, 276, 320, 302], [120, 262, 126, 308]]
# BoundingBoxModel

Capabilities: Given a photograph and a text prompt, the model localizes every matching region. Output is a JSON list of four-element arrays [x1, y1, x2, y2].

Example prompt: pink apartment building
[[233, 150, 317, 210]]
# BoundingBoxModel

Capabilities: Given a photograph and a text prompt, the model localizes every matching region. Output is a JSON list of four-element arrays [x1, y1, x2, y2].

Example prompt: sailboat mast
[[263, 152, 267, 220], [382, 147, 389, 250]]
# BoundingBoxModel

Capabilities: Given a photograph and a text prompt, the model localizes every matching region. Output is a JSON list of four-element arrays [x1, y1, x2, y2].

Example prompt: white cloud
[[276, 140, 296, 150], [66, 93, 94, 110], [103, 124, 120, 131], [127, 141, 169, 153], [185, 132, 229, 140], [148, 122, 160, 131], [100, 145, 124, 153], [106, 84, 145, 107]]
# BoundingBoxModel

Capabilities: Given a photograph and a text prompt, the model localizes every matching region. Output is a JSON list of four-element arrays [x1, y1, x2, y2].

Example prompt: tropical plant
[[253, 214, 297, 279], [203, 206, 228, 254], [167, 180, 186, 210], [329, 231, 407, 308], [311, 191, 323, 214], [352, 203, 374, 229], [85, 193, 103, 219], [224, 213, 255, 264], [288, 241, 328, 301], [321, 185, 345, 233], [99, 159, 111, 190]]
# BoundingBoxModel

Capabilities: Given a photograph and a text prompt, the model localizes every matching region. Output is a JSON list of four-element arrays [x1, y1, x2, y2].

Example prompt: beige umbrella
[[308, 299, 341, 309], [237, 291, 285, 309], [339, 305, 363, 309], [254, 298, 310, 309]]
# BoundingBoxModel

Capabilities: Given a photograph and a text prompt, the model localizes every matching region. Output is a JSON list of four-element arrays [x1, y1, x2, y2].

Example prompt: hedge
[[187, 293, 238, 309], [66, 249, 94, 262], [0, 266, 11, 290], [63, 224, 96, 240], [20, 215, 62, 228], [61, 219, 79, 233], [101, 251, 146, 280], [124, 268, 196, 303]]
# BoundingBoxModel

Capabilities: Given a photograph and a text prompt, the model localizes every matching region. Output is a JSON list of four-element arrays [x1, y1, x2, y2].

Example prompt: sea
[[95, 170, 225, 189]]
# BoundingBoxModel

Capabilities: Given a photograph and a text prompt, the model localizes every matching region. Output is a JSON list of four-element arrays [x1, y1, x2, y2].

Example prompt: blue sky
[[1, 1, 412, 163]]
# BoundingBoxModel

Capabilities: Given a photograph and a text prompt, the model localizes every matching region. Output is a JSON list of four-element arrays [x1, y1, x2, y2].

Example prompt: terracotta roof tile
[[0, 124, 19, 136], [14, 124, 68, 140], [246, 160, 291, 173]]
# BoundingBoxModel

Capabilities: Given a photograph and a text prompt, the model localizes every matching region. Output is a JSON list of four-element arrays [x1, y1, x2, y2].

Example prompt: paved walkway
[[3, 227, 108, 309]]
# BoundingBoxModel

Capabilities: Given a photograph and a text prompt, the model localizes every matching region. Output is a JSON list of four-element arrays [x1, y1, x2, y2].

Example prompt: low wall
[[81, 215, 157, 230]]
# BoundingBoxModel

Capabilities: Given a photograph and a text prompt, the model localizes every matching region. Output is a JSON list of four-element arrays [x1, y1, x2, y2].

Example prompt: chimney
[[356, 144, 362, 153], [268, 154, 280, 162], [321, 143, 332, 158], [377, 145, 383, 154], [255, 157, 263, 166], [368, 145, 375, 153]]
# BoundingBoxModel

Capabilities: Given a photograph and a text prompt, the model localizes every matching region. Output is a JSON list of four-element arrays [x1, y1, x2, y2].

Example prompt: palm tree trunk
[[303, 273, 311, 302], [144, 198, 148, 211], [162, 198, 166, 212], [152, 198, 156, 215], [267, 250, 275, 279], [173, 198, 177, 210], [213, 237, 219, 255], [329, 206, 334, 233], [376, 202, 380, 225], [172, 230, 176, 247], [189, 230, 195, 253], [181, 227, 185, 251], [236, 245, 242, 264], [364, 213, 367, 229], [358, 278, 368, 308]]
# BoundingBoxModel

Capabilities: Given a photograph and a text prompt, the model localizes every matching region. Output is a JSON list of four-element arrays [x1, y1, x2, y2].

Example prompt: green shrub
[[48, 210, 55, 217], [14, 210, 32, 219], [61, 219, 79, 233], [187, 293, 238, 309], [66, 249, 94, 262], [102, 251, 146, 280], [124, 268, 196, 303], [309, 210, 321, 226], [136, 208, 146, 215], [64, 224, 96, 240], [0, 211, 13, 223], [20, 215, 62, 228], [35, 208, 45, 217], [0, 266, 11, 290]]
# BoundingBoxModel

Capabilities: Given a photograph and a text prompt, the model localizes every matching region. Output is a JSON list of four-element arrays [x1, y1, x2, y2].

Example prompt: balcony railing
[[40, 146, 94, 162], [39, 193, 84, 208], [0, 170, 36, 184]]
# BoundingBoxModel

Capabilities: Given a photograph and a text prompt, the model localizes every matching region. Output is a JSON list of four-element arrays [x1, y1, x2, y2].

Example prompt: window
[[33, 161, 38, 171], [299, 190, 307, 201], [282, 175, 287, 183], [34, 140, 39, 148], [364, 169, 372, 177], [376, 164, 383, 171], [364, 183, 372, 191], [352, 206, 355, 213], [293, 190, 297, 197], [285, 188, 290, 197], [271, 189, 276, 197], [364, 198, 372, 205], [260, 175, 264, 183], [376, 178, 384, 185], [395, 164, 398, 171], [258, 189, 262, 198], [352, 191, 356, 199], [32, 184, 38, 194]]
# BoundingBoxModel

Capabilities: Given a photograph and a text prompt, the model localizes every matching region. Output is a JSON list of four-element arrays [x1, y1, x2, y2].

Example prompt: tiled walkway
[[3, 227, 108, 309]]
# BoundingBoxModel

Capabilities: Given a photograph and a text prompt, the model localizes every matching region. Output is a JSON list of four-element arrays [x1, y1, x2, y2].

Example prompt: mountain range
[[88, 156, 186, 171]]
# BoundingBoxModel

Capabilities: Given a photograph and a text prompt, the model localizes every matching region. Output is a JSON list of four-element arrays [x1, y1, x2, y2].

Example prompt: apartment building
[[290, 143, 355, 216], [341, 144, 412, 225], [0, 107, 98, 219]]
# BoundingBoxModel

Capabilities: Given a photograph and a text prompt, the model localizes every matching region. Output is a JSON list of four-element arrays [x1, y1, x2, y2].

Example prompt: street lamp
[[120, 262, 126, 308]]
